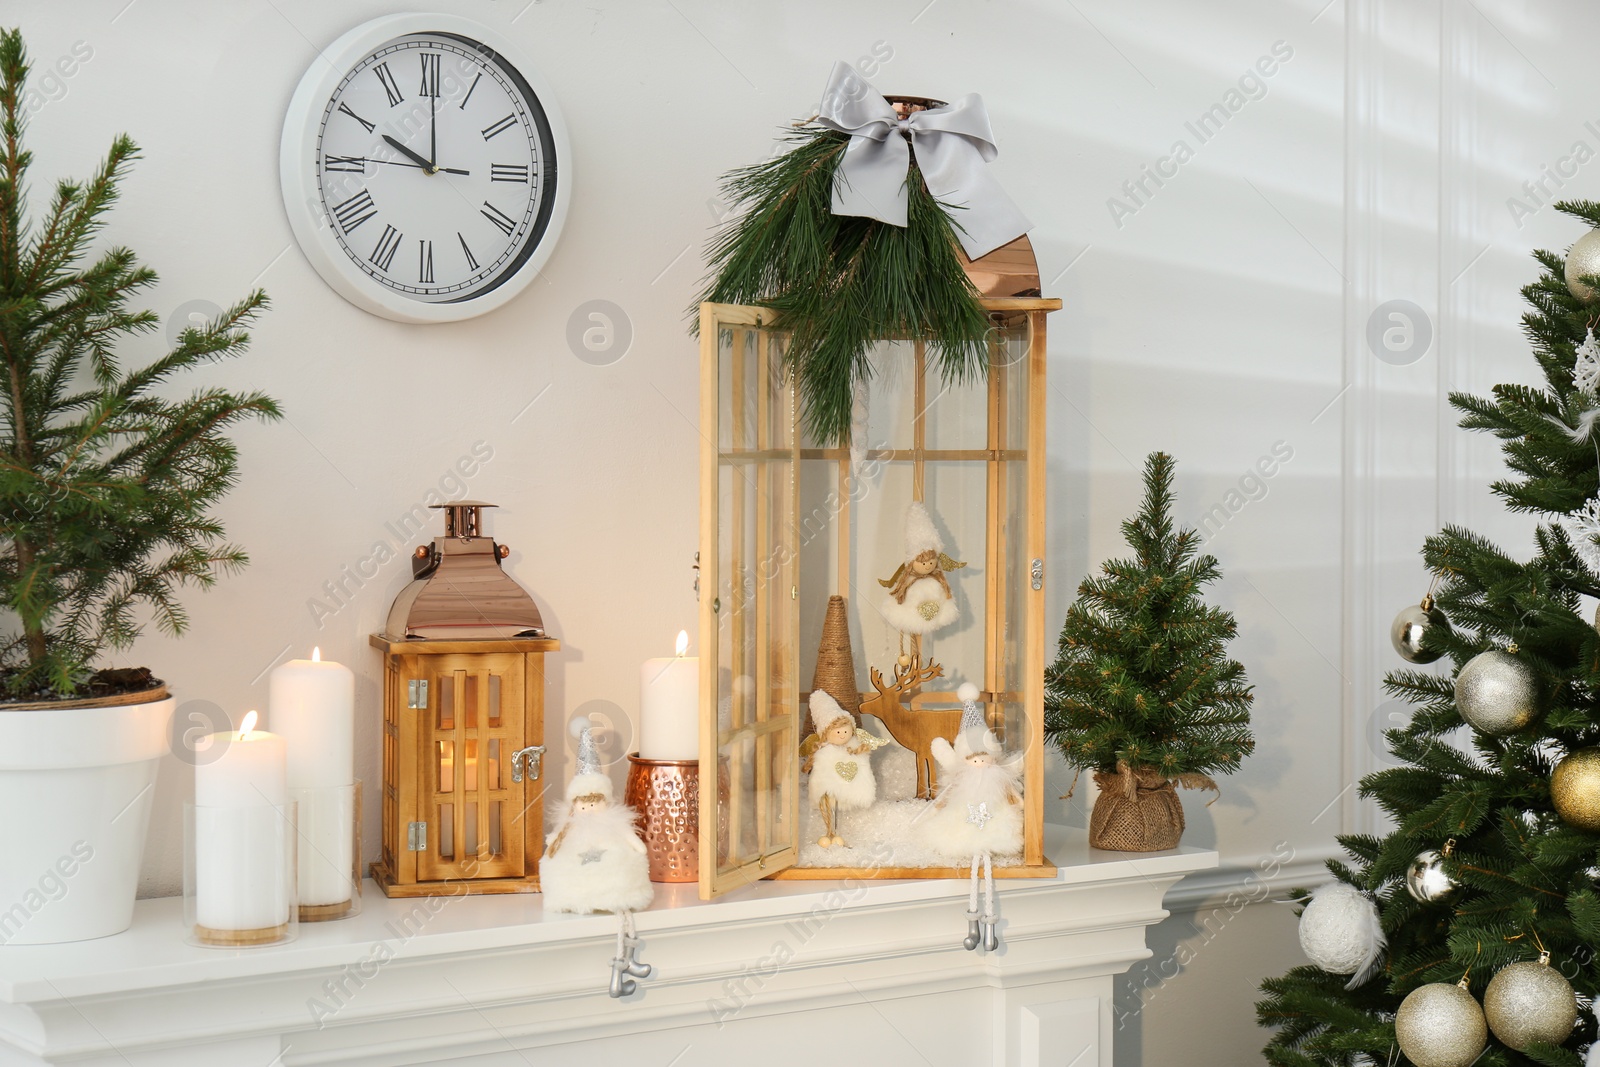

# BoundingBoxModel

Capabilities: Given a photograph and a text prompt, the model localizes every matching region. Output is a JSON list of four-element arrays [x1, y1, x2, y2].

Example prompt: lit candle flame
[[312, 647, 321, 662], [675, 630, 689, 657], [238, 709, 258, 740]]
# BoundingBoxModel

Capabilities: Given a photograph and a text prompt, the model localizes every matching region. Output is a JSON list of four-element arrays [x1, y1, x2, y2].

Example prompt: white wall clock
[[280, 14, 570, 323]]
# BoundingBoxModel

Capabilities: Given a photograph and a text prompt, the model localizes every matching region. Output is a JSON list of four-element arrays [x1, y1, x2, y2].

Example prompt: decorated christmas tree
[[1044, 451, 1255, 851], [1257, 204, 1600, 1065]]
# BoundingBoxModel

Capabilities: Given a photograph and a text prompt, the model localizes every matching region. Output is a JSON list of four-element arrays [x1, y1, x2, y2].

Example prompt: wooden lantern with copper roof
[[370, 501, 558, 897]]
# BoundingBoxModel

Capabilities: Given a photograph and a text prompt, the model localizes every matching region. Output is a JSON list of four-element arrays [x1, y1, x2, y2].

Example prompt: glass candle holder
[[184, 800, 297, 947], [292, 780, 362, 922]]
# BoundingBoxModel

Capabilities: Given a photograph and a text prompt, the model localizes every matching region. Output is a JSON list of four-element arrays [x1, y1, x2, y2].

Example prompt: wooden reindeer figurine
[[859, 655, 969, 799]]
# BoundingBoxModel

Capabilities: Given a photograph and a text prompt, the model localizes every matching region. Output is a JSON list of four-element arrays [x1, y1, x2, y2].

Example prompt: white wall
[[11, 0, 1576, 1061]]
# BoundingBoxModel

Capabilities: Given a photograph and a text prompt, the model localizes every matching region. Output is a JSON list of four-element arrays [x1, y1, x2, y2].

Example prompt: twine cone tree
[[1044, 451, 1255, 851], [0, 27, 279, 699], [1256, 204, 1600, 1065]]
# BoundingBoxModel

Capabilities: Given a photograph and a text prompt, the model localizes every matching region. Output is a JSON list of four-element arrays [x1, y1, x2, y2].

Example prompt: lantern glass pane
[[438, 740, 454, 794], [463, 802, 478, 857], [488, 674, 502, 725], [439, 803, 454, 859], [490, 801, 502, 856], [437, 675, 454, 731], [465, 739, 478, 792], [464, 674, 478, 729], [707, 317, 799, 892]]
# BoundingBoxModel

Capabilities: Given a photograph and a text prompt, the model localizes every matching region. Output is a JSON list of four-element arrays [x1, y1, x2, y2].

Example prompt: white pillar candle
[[639, 630, 700, 760], [269, 648, 355, 907], [194, 712, 291, 932]]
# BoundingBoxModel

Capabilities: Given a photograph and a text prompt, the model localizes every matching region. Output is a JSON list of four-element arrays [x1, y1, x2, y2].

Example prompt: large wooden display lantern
[[371, 502, 557, 897], [696, 238, 1061, 899]]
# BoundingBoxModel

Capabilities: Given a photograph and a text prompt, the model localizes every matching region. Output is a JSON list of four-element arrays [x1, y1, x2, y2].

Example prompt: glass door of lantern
[[697, 305, 801, 898], [416, 654, 525, 881]]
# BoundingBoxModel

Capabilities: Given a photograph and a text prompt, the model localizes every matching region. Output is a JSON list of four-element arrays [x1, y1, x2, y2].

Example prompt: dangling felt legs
[[961, 852, 1000, 952], [608, 910, 652, 998]]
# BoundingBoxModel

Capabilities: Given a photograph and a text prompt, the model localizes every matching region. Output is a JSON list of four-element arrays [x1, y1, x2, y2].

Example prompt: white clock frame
[[279, 14, 571, 324]]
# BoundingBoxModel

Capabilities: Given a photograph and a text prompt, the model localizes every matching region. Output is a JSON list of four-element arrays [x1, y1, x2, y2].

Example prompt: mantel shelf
[[0, 826, 1217, 1067]]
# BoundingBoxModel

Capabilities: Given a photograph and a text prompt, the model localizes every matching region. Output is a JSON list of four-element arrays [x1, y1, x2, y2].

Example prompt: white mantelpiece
[[0, 827, 1215, 1067]]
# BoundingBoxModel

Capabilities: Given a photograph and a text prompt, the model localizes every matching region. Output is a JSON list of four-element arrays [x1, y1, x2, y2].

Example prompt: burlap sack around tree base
[[1089, 763, 1185, 852]]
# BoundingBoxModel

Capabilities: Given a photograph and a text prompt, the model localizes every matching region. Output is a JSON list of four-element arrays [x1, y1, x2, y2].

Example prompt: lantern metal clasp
[[511, 744, 545, 784]]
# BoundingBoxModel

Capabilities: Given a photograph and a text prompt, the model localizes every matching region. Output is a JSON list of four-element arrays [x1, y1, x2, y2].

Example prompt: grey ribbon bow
[[814, 60, 1030, 260]]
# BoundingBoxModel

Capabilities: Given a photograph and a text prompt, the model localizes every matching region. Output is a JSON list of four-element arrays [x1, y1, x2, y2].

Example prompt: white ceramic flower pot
[[0, 695, 173, 944]]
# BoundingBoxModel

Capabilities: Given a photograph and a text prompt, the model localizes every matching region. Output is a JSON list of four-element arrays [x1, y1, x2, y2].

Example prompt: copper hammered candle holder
[[624, 755, 701, 883]]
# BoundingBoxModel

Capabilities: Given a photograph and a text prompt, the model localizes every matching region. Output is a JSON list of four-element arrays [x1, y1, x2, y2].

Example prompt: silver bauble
[[1454, 649, 1541, 735], [1395, 982, 1487, 1067], [1483, 959, 1577, 1050], [1298, 882, 1385, 986], [1391, 600, 1450, 663], [1405, 848, 1458, 903], [1568, 227, 1600, 303]]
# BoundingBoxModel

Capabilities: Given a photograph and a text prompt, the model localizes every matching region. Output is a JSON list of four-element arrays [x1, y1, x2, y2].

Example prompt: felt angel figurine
[[922, 683, 1023, 952], [922, 683, 1024, 862], [801, 689, 888, 848], [879, 501, 966, 636], [540, 720, 654, 915]]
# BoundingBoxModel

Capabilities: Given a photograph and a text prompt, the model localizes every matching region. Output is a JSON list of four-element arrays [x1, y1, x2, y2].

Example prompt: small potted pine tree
[[1044, 452, 1255, 852], [0, 28, 279, 943]]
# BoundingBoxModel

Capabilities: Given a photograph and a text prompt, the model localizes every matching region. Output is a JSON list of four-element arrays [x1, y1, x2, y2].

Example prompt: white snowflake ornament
[[1562, 496, 1600, 572], [1578, 328, 1600, 395]]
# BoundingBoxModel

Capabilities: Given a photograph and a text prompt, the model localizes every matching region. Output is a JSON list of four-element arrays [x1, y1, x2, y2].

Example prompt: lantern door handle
[[512, 744, 546, 783]]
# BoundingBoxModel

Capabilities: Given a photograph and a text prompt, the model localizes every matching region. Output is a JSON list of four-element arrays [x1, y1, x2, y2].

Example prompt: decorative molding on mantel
[[1163, 844, 1342, 912], [0, 827, 1216, 1067]]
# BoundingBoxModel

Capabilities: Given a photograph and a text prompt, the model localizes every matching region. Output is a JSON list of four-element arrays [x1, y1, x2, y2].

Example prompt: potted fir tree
[[0, 28, 279, 943], [1044, 452, 1255, 852]]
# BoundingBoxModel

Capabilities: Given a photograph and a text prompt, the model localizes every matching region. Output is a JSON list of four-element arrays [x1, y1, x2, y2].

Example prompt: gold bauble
[[1394, 982, 1487, 1067], [1483, 959, 1577, 1050], [1551, 747, 1600, 831], [1567, 227, 1600, 303], [1453, 650, 1540, 735]]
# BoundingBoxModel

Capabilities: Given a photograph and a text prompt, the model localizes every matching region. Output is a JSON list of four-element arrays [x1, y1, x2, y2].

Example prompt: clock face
[[281, 17, 569, 322]]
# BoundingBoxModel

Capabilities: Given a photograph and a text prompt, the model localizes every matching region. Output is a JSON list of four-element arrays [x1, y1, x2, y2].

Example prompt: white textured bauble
[[1391, 601, 1449, 663], [1568, 228, 1600, 303], [1483, 960, 1577, 1050], [1405, 849, 1458, 903], [1454, 650, 1541, 735], [1298, 882, 1385, 986], [1395, 982, 1487, 1067]]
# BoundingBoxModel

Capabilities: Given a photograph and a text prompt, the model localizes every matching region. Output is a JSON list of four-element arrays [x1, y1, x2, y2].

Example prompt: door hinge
[[1031, 558, 1044, 591], [407, 821, 427, 851], [407, 679, 428, 709]]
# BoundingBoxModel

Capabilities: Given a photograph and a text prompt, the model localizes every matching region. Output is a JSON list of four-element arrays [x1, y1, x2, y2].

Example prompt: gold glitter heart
[[835, 760, 858, 781]]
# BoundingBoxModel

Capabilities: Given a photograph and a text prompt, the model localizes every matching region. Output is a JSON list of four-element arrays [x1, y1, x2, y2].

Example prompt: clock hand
[[429, 93, 437, 171], [329, 155, 469, 175], [382, 134, 436, 174]]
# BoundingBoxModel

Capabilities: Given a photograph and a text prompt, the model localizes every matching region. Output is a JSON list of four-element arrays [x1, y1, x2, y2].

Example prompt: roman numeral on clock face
[[481, 114, 516, 140], [332, 189, 377, 234], [458, 232, 479, 272], [481, 202, 517, 237], [490, 164, 530, 183], [374, 62, 403, 107], [323, 155, 365, 173], [418, 240, 434, 284], [338, 102, 375, 133], [370, 224, 403, 271], [418, 53, 440, 98]]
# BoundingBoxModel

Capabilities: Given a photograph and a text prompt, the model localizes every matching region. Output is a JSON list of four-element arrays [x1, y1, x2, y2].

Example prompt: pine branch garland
[[694, 125, 993, 444]]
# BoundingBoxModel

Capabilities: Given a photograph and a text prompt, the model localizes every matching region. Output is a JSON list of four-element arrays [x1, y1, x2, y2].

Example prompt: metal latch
[[1031, 558, 1044, 591], [512, 744, 546, 783], [407, 821, 427, 851], [407, 679, 428, 709]]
